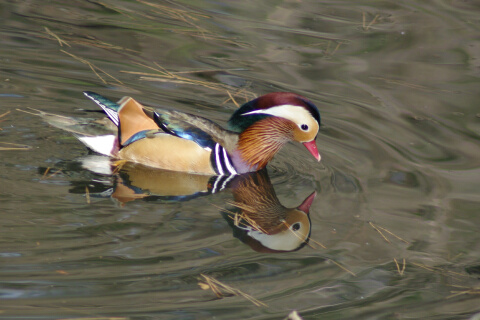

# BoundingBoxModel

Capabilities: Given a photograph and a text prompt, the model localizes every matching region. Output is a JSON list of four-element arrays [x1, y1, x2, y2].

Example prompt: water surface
[[1, 1, 480, 319]]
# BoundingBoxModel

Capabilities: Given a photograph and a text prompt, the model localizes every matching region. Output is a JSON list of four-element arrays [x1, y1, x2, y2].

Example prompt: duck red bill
[[303, 140, 321, 161], [297, 191, 317, 214]]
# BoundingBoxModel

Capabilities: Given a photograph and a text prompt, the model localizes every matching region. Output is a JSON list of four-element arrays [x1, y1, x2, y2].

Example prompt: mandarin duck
[[223, 169, 316, 252], [42, 91, 322, 175]]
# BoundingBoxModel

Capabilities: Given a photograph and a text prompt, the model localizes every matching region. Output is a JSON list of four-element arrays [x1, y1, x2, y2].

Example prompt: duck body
[[78, 91, 321, 175]]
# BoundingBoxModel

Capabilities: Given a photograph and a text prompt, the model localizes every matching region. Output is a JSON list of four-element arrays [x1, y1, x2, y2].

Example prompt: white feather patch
[[79, 155, 113, 175], [78, 135, 116, 156], [248, 229, 307, 251], [241, 104, 318, 129]]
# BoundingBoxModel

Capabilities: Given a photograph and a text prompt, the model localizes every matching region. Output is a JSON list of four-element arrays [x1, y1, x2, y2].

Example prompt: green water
[[1, 1, 480, 319]]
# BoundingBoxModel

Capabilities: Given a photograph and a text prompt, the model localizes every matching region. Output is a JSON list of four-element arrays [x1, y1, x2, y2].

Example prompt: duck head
[[228, 92, 321, 170]]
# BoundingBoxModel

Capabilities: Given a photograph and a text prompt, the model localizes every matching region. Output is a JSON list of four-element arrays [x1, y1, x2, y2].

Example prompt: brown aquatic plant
[[394, 258, 406, 276], [85, 186, 91, 204], [199, 274, 267, 307], [369, 222, 409, 244], [0, 142, 32, 151], [122, 62, 256, 100], [447, 284, 480, 299], [60, 50, 124, 86], [41, 167, 63, 180], [327, 259, 356, 277], [411, 262, 470, 281], [362, 12, 379, 31]]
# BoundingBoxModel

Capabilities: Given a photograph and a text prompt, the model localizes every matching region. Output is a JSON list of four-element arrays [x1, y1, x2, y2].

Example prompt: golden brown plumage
[[237, 117, 296, 169], [117, 97, 159, 145]]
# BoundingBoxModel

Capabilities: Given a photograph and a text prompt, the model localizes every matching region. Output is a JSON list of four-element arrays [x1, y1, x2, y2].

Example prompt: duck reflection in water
[[222, 170, 316, 253], [78, 159, 316, 252]]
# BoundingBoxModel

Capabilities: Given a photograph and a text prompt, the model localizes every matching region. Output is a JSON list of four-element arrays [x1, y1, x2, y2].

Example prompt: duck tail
[[83, 91, 120, 126]]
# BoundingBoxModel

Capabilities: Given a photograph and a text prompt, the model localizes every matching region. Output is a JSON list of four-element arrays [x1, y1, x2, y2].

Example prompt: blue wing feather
[[154, 112, 217, 149], [122, 130, 163, 147]]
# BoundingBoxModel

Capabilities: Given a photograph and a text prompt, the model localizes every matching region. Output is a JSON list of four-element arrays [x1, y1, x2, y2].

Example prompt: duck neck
[[234, 117, 293, 171]]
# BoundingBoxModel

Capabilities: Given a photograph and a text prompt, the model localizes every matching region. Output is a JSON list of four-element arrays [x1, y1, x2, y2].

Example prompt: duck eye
[[300, 124, 308, 131], [292, 223, 301, 231]]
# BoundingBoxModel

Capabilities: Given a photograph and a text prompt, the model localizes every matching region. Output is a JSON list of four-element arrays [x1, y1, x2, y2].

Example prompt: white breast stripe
[[211, 176, 222, 193], [215, 144, 224, 175], [210, 174, 236, 194], [220, 173, 236, 190], [222, 147, 237, 175]]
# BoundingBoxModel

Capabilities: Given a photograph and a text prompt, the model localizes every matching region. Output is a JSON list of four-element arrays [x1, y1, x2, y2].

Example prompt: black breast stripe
[[211, 143, 238, 176], [210, 174, 237, 194]]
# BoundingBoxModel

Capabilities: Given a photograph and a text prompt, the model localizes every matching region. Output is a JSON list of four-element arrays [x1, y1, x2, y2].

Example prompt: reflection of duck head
[[225, 170, 316, 253]]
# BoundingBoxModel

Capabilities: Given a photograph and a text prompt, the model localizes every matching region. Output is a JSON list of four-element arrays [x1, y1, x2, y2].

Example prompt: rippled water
[[1, 1, 480, 319]]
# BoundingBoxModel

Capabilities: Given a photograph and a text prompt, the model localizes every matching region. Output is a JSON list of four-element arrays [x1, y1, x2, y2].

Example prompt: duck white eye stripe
[[241, 104, 318, 126], [215, 143, 224, 175], [223, 147, 237, 175]]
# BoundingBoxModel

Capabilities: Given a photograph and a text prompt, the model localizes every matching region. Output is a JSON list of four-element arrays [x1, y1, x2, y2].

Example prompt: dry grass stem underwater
[[362, 12, 379, 31], [85, 186, 91, 204], [0, 110, 11, 119], [122, 62, 256, 100], [45, 26, 138, 52], [44, 27, 70, 47], [370, 77, 457, 93], [394, 258, 406, 276], [328, 40, 343, 56], [60, 50, 124, 86], [0, 110, 32, 150], [136, 0, 250, 47], [447, 285, 480, 299], [58, 317, 128, 320], [199, 274, 268, 307], [43, 23, 254, 102], [411, 262, 471, 281], [328, 259, 356, 277], [223, 202, 268, 232], [41, 167, 63, 180], [307, 39, 344, 56], [222, 87, 254, 106], [225, 90, 240, 108], [0, 110, 11, 131], [137, 0, 209, 22], [369, 222, 409, 244], [72, 38, 139, 53], [0, 142, 33, 151]]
